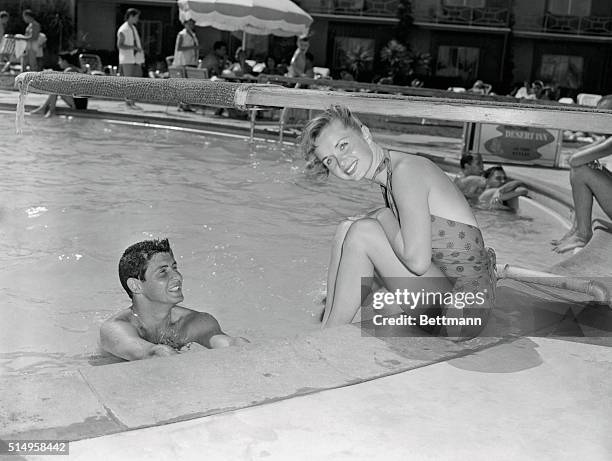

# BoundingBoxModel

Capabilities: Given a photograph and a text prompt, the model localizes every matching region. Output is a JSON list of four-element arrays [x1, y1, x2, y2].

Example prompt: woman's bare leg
[[554, 165, 612, 253], [30, 94, 53, 115], [322, 219, 356, 325], [44, 94, 59, 117], [60, 95, 76, 109], [323, 218, 450, 327]]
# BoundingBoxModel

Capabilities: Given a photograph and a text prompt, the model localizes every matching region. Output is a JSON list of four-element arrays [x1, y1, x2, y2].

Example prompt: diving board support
[[496, 264, 611, 305]]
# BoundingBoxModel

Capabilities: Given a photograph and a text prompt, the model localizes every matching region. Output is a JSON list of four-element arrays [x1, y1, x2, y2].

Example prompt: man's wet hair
[[460, 154, 477, 170], [119, 238, 173, 299], [484, 165, 506, 179], [124, 8, 140, 20], [22, 9, 35, 19], [0, 11, 9, 19], [300, 105, 363, 178]]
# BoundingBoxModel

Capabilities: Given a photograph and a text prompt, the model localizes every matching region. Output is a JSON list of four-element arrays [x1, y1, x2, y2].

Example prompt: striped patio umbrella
[[177, 0, 312, 37]]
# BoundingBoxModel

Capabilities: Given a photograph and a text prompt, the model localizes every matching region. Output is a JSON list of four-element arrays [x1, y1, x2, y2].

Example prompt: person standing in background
[[36, 32, 46, 70], [18, 9, 40, 71], [173, 18, 199, 67], [117, 8, 145, 108], [0, 11, 11, 72], [287, 35, 309, 78], [0, 10, 9, 38], [173, 18, 199, 112]]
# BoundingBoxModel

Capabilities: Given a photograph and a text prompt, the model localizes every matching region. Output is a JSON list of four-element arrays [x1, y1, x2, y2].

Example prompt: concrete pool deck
[[1, 89, 611, 460]]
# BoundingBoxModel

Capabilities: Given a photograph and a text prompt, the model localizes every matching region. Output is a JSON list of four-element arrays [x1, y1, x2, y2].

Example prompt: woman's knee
[[570, 164, 592, 185], [333, 219, 354, 241], [343, 218, 380, 249]]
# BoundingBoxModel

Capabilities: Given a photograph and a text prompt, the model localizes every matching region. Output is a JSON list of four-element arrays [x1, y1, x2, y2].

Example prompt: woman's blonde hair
[[299, 105, 363, 177]]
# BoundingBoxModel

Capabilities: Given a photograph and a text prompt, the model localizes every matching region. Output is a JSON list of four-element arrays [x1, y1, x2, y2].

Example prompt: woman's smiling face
[[314, 119, 373, 181]]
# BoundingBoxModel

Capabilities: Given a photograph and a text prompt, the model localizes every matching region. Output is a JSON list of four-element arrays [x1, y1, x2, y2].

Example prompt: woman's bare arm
[[385, 161, 433, 275]]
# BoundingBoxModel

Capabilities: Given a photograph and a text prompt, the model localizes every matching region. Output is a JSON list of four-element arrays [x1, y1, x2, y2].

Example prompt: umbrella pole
[[242, 30, 247, 50]]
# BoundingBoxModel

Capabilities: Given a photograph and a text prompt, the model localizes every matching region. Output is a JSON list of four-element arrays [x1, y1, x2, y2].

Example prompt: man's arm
[[117, 31, 141, 52], [100, 320, 177, 361], [188, 312, 248, 349]]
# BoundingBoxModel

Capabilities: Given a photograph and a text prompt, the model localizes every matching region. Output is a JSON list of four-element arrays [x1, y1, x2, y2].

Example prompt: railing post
[[279, 107, 286, 143], [249, 109, 256, 143]]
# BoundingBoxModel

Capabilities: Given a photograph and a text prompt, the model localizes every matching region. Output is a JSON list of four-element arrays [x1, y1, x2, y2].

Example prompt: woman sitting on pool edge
[[30, 50, 88, 117], [301, 105, 496, 336]]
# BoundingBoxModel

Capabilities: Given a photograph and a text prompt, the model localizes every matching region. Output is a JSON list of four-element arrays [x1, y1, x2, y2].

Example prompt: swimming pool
[[0, 114, 567, 376]]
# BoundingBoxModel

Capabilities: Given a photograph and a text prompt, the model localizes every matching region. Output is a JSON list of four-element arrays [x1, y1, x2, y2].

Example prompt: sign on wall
[[472, 123, 562, 167]]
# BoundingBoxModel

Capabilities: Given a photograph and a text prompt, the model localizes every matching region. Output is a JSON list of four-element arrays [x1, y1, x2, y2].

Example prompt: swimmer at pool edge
[[301, 105, 496, 335], [100, 238, 248, 361]]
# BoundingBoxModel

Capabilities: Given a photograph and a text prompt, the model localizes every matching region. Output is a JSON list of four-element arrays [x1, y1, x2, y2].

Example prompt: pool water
[[0, 115, 566, 376]]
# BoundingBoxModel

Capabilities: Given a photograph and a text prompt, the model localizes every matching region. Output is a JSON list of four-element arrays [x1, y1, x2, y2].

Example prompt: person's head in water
[[460, 153, 484, 176], [301, 105, 377, 180], [118, 238, 183, 304], [484, 166, 507, 188]]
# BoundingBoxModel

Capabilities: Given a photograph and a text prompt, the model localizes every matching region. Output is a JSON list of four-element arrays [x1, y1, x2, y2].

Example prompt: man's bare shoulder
[[99, 309, 142, 356], [104, 308, 134, 324], [101, 309, 139, 337], [171, 305, 198, 320], [173, 306, 219, 325]]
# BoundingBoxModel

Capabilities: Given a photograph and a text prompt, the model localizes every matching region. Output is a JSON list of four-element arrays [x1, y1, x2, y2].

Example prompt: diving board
[[14, 72, 612, 134]]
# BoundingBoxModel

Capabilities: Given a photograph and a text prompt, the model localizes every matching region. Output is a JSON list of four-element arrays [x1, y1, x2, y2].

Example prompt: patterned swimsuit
[[380, 155, 496, 326]]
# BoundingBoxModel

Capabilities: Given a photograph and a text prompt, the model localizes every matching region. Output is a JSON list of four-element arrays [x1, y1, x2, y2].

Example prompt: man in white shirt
[[117, 8, 144, 107]]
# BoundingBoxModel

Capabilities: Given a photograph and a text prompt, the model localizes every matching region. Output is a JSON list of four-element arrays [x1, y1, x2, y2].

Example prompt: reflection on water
[[0, 115, 565, 376]]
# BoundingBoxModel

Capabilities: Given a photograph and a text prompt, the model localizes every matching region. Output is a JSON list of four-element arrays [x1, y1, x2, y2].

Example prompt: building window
[[443, 0, 486, 7], [137, 20, 163, 57], [333, 36, 375, 76], [436, 46, 479, 80], [547, 0, 591, 16], [538, 54, 583, 89]]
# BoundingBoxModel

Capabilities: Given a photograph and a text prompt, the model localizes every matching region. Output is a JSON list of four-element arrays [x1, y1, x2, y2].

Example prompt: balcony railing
[[514, 13, 612, 36], [413, 5, 510, 28], [302, 0, 398, 18]]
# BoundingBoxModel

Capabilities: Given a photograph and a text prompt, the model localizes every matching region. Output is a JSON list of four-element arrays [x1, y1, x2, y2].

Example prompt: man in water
[[100, 238, 247, 360], [454, 153, 486, 202]]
